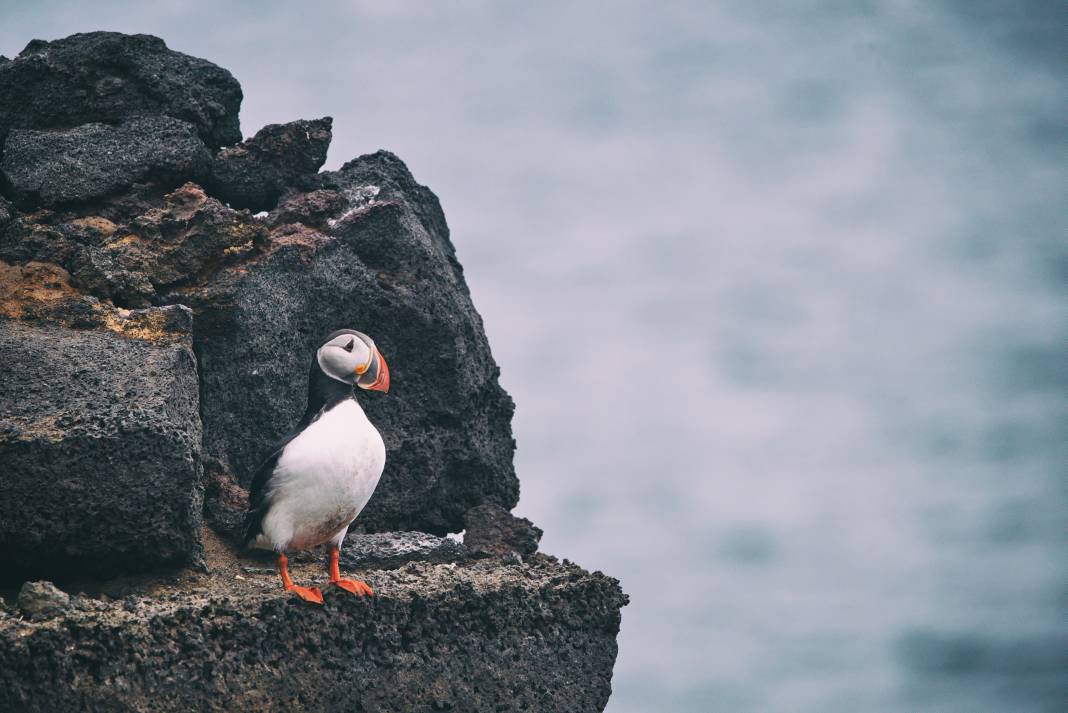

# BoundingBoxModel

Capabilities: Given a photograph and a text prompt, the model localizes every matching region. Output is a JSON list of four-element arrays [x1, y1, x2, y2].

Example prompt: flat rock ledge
[[0, 552, 626, 713]]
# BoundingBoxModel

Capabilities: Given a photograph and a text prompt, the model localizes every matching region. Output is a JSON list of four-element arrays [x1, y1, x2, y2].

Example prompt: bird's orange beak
[[366, 347, 389, 393], [357, 345, 390, 393]]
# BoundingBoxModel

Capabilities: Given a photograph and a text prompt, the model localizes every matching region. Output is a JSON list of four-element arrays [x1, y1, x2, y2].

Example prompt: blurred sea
[[3, 1, 1065, 711]]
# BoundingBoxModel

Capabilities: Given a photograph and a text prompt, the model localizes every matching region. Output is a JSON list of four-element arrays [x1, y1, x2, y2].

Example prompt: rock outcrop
[[0, 30, 624, 712], [464, 503, 544, 558], [0, 552, 625, 713], [207, 117, 333, 211], [0, 32, 242, 148]]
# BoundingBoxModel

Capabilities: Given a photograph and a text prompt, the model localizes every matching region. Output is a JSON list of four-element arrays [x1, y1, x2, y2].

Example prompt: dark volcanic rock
[[268, 188, 348, 227], [75, 182, 262, 305], [339, 531, 470, 570], [1, 117, 211, 208], [208, 117, 332, 211], [0, 556, 626, 712], [16, 581, 69, 620], [0, 32, 241, 148], [464, 503, 543, 558], [0, 302, 203, 581], [202, 459, 250, 543], [186, 151, 517, 534]]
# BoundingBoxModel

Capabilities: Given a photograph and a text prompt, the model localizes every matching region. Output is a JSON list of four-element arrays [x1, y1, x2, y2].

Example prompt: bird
[[243, 328, 390, 604]]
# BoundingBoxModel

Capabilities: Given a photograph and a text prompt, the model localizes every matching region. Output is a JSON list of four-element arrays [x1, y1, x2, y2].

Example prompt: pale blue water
[[3, 2, 1065, 711]]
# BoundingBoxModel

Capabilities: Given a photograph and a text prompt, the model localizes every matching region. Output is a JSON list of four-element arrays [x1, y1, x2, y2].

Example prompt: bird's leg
[[328, 545, 374, 596], [278, 553, 323, 604]]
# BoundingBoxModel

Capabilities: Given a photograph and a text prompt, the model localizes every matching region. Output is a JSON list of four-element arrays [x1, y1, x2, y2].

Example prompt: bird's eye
[[343, 338, 355, 352]]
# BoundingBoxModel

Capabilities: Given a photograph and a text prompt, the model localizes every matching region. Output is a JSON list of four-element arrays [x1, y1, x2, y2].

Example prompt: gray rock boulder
[[1, 117, 212, 208], [464, 503, 543, 558], [208, 117, 333, 211], [339, 531, 470, 570], [0, 275, 203, 581], [0, 32, 241, 148]]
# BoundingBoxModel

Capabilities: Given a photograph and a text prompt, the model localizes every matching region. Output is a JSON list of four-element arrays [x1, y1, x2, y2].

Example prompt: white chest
[[260, 399, 386, 550]]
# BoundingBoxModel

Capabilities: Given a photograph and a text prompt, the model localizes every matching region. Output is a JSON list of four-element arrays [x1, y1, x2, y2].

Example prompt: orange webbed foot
[[286, 584, 324, 604], [332, 578, 374, 597], [327, 545, 373, 596]]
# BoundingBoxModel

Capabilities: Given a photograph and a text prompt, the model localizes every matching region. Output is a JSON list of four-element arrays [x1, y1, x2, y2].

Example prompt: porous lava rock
[[338, 531, 470, 570], [0, 273, 203, 581], [16, 581, 69, 620], [0, 555, 626, 713], [1, 116, 212, 208], [464, 502, 544, 558], [0, 31, 241, 148], [208, 117, 333, 211]]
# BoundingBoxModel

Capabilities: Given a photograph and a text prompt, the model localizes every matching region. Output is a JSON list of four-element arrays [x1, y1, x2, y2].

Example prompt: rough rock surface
[[0, 290, 203, 581], [464, 503, 544, 558], [202, 460, 250, 542], [16, 581, 70, 620], [338, 531, 470, 570], [0, 32, 241, 148], [187, 150, 518, 534], [208, 117, 332, 211], [0, 183, 263, 307], [1, 117, 212, 208], [0, 551, 625, 713]]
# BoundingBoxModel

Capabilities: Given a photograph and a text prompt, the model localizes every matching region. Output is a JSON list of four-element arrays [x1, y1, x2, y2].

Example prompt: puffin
[[243, 328, 390, 604]]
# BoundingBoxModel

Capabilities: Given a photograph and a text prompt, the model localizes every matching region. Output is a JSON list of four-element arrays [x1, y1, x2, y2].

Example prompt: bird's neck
[[302, 365, 355, 425]]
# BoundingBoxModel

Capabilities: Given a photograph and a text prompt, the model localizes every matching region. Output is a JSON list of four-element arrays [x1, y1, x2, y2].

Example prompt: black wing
[[241, 444, 287, 547]]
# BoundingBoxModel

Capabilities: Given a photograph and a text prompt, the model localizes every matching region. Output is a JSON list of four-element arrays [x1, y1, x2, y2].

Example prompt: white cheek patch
[[317, 346, 352, 382], [317, 340, 372, 383]]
